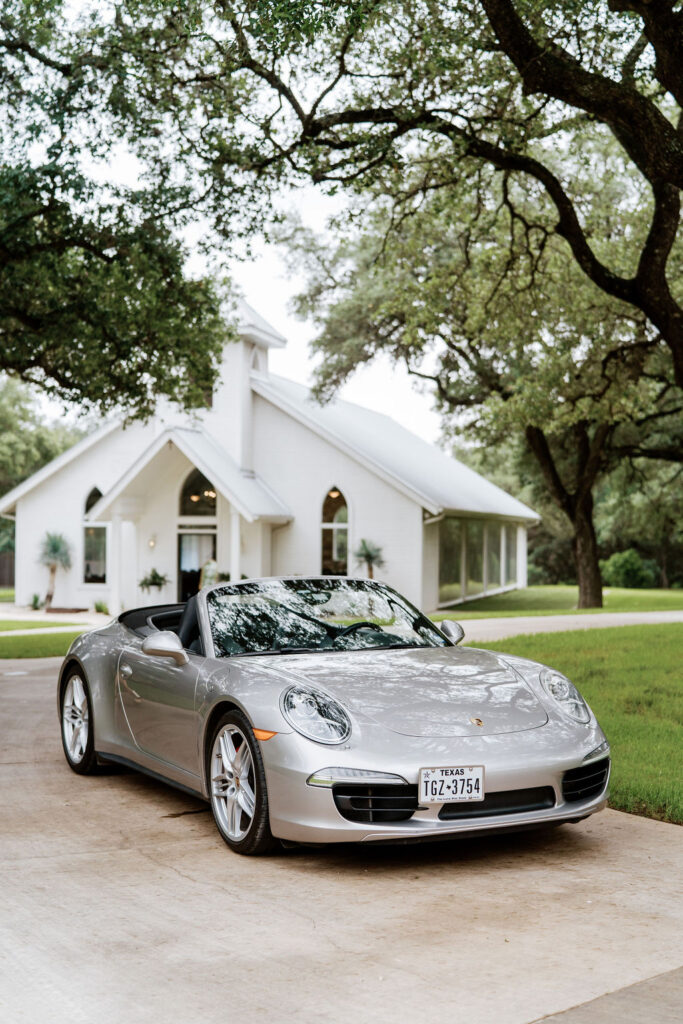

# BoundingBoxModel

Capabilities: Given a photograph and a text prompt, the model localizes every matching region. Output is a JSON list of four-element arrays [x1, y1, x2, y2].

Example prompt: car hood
[[257, 645, 548, 738]]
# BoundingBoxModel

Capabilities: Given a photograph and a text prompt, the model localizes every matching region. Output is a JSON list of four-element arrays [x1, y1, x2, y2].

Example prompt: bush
[[527, 526, 576, 585], [31, 593, 41, 610], [94, 600, 109, 615], [600, 548, 659, 589]]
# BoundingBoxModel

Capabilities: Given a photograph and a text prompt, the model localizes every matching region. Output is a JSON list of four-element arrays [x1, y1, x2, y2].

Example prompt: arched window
[[83, 487, 106, 584], [85, 487, 102, 513], [321, 487, 348, 575], [179, 469, 217, 516]]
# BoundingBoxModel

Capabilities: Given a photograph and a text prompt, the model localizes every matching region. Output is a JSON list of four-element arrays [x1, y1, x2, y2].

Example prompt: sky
[[229, 231, 443, 445]]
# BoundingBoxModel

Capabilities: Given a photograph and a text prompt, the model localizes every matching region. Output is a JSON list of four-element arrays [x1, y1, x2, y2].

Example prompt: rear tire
[[60, 669, 98, 775], [208, 711, 276, 855]]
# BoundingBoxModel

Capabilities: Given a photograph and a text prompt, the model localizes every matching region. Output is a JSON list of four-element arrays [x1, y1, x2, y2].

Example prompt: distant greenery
[[433, 585, 683, 619], [0, 630, 84, 658], [0, 378, 83, 556], [0, 589, 13, 602], [478, 626, 683, 824], [600, 549, 659, 590]]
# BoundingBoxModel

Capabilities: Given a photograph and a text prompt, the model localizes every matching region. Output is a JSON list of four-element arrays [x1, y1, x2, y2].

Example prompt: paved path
[[0, 603, 107, 625], [462, 608, 683, 642], [1, 658, 681, 1024], [2, 608, 683, 641]]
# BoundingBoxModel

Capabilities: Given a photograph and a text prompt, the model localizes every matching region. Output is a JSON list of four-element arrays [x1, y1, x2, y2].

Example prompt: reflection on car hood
[[261, 646, 548, 738]]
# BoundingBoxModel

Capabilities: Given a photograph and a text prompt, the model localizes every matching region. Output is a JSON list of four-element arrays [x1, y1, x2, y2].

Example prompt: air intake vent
[[562, 757, 610, 803], [439, 786, 555, 820], [333, 783, 419, 824]]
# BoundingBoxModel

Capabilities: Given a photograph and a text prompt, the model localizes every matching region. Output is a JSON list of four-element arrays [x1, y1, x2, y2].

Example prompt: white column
[[501, 525, 507, 587], [109, 513, 122, 615], [517, 526, 528, 589], [482, 523, 489, 593], [230, 508, 242, 582]]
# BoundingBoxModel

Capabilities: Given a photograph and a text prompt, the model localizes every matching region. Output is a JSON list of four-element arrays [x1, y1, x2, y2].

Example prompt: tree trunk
[[660, 546, 669, 589], [367, 562, 374, 579], [45, 563, 56, 609], [571, 497, 603, 608]]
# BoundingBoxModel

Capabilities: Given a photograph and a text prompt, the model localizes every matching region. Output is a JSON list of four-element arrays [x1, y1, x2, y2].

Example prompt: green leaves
[[38, 531, 72, 569], [0, 1, 229, 417]]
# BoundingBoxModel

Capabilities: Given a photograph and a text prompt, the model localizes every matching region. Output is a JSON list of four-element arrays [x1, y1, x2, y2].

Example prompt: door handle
[[120, 664, 133, 678]]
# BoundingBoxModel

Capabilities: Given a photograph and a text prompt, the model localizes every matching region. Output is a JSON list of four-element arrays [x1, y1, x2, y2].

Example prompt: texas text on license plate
[[419, 765, 485, 803]]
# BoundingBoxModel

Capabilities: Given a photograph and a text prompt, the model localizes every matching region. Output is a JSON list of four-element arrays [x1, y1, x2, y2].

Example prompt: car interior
[[119, 595, 204, 654]]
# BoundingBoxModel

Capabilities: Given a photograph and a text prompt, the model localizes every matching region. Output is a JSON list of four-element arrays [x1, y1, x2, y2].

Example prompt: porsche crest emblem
[[470, 717, 484, 727]]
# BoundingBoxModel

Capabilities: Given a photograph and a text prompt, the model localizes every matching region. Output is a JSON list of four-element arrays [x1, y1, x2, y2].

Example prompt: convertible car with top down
[[58, 576, 610, 854]]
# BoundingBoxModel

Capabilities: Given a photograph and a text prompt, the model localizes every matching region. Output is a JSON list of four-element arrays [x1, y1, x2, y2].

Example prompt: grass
[[0, 630, 86, 658], [0, 619, 82, 632], [0, 588, 14, 603], [433, 584, 683, 619], [475, 624, 683, 825]]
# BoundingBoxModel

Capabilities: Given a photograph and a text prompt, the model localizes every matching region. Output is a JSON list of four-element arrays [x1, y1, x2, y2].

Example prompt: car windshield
[[206, 578, 448, 658]]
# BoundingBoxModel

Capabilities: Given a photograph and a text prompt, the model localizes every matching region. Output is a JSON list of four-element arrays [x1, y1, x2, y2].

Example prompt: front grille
[[439, 786, 556, 820], [333, 783, 419, 823], [562, 757, 610, 803]]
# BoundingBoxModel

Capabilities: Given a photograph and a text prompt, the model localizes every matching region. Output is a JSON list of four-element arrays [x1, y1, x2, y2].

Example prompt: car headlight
[[540, 668, 590, 724], [280, 685, 352, 745]]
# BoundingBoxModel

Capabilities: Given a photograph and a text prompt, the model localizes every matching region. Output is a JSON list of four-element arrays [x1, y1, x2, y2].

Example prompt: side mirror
[[440, 619, 465, 645], [141, 630, 189, 666]]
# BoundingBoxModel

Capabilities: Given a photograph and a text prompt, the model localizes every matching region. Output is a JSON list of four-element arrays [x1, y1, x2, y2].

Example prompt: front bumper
[[260, 725, 610, 844]]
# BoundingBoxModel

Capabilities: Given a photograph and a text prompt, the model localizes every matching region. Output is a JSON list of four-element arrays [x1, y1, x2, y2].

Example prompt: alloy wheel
[[62, 675, 89, 764], [211, 724, 257, 841]]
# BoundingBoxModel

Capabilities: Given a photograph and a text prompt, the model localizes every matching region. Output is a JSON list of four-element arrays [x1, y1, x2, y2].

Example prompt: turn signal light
[[253, 729, 277, 741]]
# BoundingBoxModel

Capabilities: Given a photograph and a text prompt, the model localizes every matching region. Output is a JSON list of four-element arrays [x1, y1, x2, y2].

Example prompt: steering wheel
[[336, 621, 382, 638]]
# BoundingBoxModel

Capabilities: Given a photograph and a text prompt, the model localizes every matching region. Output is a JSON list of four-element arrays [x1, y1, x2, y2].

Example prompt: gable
[[252, 374, 538, 522]]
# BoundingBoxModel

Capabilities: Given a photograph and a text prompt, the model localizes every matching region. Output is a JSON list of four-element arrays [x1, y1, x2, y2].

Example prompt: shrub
[[31, 593, 41, 610], [600, 548, 659, 589], [94, 600, 109, 615]]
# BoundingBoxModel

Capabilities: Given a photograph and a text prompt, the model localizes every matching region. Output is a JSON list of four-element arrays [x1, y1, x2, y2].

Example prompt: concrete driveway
[[1, 658, 681, 1024]]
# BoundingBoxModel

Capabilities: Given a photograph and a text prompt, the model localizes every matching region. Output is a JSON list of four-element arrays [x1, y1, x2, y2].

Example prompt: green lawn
[[0, 619, 82, 632], [0, 588, 14, 602], [433, 584, 683, 619], [0, 630, 86, 658], [475, 624, 683, 825]]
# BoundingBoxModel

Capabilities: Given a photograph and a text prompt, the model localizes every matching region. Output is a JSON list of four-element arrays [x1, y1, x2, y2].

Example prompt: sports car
[[58, 576, 610, 855]]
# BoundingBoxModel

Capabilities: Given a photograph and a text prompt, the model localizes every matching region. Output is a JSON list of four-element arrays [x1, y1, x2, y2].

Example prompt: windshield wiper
[[271, 646, 316, 654]]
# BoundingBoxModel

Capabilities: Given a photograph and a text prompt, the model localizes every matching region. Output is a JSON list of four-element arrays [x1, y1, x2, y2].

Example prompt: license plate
[[419, 765, 485, 804]]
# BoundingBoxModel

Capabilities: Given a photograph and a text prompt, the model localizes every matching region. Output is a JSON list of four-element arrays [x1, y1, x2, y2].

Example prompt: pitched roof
[[251, 374, 538, 522], [0, 419, 121, 516], [236, 299, 287, 349], [89, 427, 291, 524]]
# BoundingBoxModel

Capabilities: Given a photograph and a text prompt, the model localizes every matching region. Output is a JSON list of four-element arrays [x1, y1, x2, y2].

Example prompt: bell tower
[[204, 299, 287, 472]]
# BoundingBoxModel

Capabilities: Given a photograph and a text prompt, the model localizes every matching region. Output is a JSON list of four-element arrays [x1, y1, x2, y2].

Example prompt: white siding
[[14, 421, 151, 608], [252, 395, 425, 605], [421, 521, 440, 612]]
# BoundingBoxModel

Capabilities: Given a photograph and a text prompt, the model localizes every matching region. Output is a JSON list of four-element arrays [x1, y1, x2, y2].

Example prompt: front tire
[[60, 670, 98, 775], [208, 711, 275, 856]]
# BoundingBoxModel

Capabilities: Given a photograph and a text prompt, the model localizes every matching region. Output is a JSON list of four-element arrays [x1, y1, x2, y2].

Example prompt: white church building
[[0, 302, 538, 614]]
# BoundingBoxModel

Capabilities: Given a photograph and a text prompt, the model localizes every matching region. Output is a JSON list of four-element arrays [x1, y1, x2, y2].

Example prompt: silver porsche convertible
[[58, 577, 610, 855]]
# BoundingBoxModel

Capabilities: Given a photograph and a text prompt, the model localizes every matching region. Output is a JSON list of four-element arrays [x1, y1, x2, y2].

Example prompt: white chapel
[[0, 302, 538, 613]]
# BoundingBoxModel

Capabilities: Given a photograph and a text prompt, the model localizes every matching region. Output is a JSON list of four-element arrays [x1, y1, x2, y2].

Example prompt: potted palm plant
[[38, 532, 73, 609], [354, 539, 385, 579]]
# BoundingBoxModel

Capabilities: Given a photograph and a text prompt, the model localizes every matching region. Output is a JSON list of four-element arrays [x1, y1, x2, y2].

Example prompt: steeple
[[204, 299, 288, 472]]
